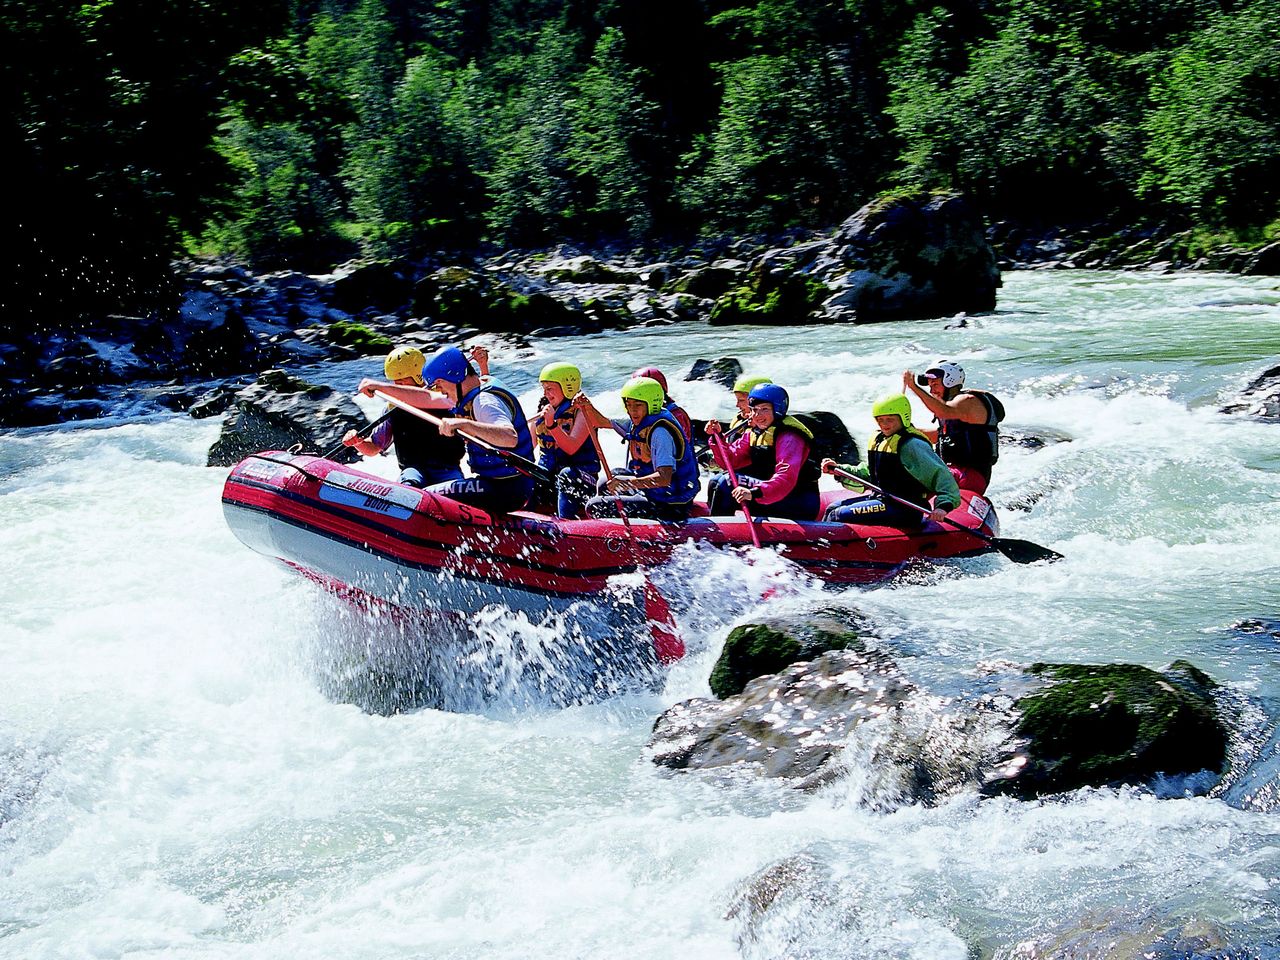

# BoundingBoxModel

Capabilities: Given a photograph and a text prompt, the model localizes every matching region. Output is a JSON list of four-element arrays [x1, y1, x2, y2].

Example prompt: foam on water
[[3, 271, 1280, 957]]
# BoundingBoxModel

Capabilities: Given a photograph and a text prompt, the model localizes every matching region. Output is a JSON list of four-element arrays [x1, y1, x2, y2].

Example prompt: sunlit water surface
[[2, 271, 1279, 958]]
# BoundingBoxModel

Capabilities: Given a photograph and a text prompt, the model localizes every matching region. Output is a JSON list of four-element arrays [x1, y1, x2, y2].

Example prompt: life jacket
[[743, 416, 820, 491], [454, 383, 535, 479], [624, 409, 700, 504], [936, 390, 1005, 475], [533, 399, 601, 474], [388, 405, 465, 476], [867, 429, 934, 509], [665, 401, 693, 441]]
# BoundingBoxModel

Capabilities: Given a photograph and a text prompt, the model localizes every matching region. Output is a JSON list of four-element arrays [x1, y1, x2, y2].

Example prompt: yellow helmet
[[732, 374, 772, 394], [384, 346, 426, 386], [620, 377, 665, 415], [539, 362, 582, 399], [871, 392, 914, 431]]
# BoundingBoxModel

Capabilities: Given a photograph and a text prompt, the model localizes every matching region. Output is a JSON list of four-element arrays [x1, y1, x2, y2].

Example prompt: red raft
[[222, 452, 1000, 662]]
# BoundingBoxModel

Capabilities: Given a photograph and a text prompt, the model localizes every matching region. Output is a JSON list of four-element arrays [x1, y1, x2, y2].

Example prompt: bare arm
[[903, 370, 988, 424], [358, 379, 453, 410]]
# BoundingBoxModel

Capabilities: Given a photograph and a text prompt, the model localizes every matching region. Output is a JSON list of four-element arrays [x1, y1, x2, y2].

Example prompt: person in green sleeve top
[[820, 393, 960, 527]]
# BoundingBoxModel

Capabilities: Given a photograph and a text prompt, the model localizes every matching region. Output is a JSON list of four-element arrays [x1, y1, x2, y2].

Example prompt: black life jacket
[[743, 416, 820, 492], [867, 430, 934, 509], [533, 399, 601, 473], [936, 390, 1004, 474], [388, 406, 464, 476]]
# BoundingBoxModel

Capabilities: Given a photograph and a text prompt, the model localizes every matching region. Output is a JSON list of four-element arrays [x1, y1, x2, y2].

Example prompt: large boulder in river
[[206, 370, 367, 467], [994, 905, 1246, 960], [709, 607, 867, 698], [649, 647, 919, 792], [985, 660, 1227, 799], [1221, 363, 1280, 420], [650, 612, 1228, 806], [817, 191, 1001, 323]]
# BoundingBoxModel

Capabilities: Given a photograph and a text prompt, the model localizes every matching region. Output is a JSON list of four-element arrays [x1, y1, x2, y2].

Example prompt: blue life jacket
[[534, 399, 601, 474], [454, 383, 535, 479], [623, 409, 700, 504]]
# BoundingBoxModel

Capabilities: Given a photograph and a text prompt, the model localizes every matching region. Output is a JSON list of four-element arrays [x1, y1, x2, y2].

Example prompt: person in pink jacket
[[704, 383, 820, 521]]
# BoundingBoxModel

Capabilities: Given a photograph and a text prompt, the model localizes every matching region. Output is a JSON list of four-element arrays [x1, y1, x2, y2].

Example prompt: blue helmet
[[747, 383, 789, 417], [422, 346, 470, 385]]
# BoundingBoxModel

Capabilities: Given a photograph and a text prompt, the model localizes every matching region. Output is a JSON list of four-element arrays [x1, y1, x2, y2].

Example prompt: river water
[[2, 271, 1279, 957]]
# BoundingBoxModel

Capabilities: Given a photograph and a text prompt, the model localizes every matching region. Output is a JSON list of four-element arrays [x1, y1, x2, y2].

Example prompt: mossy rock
[[708, 273, 827, 327], [1001, 660, 1226, 797], [324, 320, 392, 352], [709, 608, 866, 699]]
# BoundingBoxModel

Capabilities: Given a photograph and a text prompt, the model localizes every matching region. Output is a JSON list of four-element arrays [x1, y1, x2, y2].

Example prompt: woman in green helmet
[[821, 393, 959, 527], [532, 361, 601, 518]]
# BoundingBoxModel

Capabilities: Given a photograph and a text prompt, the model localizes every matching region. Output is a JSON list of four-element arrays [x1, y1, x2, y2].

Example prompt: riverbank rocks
[[1221, 363, 1280, 420], [702, 191, 1000, 325], [709, 607, 867, 698], [206, 370, 366, 468]]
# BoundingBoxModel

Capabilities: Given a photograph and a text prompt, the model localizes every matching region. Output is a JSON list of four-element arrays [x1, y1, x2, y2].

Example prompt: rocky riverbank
[[5, 192, 1278, 431]]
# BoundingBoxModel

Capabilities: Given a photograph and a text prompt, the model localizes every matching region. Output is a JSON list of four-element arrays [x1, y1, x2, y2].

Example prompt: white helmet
[[922, 360, 965, 389]]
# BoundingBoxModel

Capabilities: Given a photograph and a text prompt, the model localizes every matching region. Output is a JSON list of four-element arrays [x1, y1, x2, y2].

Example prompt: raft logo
[[320, 472, 419, 519], [967, 497, 991, 521]]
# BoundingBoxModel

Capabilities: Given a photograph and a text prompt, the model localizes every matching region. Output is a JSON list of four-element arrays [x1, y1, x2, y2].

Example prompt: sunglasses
[[916, 372, 942, 386]]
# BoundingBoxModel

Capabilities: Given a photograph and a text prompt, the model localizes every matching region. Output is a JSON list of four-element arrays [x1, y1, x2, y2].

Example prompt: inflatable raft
[[222, 451, 1000, 662]]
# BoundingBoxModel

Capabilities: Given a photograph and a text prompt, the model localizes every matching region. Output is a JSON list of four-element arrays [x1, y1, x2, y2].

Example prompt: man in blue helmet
[[704, 383, 821, 521], [358, 345, 535, 514]]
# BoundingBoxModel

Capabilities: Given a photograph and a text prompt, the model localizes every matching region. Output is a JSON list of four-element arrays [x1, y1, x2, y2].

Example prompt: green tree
[[1142, 0, 1280, 226], [4, 0, 290, 332], [349, 50, 490, 252], [484, 22, 581, 243], [566, 27, 656, 239], [888, 9, 1145, 221]]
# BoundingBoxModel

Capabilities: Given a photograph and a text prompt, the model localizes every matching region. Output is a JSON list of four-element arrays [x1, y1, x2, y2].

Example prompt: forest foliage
[[6, 0, 1280, 325]]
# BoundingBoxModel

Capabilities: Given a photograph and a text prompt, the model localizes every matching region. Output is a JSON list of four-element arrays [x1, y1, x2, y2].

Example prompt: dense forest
[[6, 0, 1280, 330]]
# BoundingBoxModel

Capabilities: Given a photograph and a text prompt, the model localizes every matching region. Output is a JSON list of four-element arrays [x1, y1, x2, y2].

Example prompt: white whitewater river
[[2, 270, 1279, 958]]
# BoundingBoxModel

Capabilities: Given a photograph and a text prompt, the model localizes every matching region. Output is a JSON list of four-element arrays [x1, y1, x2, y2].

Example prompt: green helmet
[[620, 376, 665, 415], [384, 346, 426, 385], [539, 361, 581, 399], [871, 393, 914, 431], [732, 374, 772, 395]]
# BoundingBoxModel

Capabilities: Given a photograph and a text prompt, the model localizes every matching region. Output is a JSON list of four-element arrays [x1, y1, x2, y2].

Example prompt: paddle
[[692, 419, 747, 459], [829, 466, 1063, 564], [372, 390, 555, 486], [710, 430, 762, 549], [321, 409, 394, 460], [587, 427, 684, 664]]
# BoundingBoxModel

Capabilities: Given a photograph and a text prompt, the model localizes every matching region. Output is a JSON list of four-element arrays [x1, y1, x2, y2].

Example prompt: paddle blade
[[994, 536, 1064, 565], [644, 579, 684, 664]]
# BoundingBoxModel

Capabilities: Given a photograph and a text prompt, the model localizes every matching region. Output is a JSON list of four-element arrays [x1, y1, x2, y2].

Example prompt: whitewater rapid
[[2, 270, 1279, 957]]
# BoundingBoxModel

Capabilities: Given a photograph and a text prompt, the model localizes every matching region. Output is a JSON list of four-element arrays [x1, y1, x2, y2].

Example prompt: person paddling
[[355, 346, 535, 514], [532, 362, 601, 518], [705, 383, 820, 521], [342, 346, 465, 487], [632, 366, 693, 441], [822, 393, 959, 527], [574, 377, 700, 522], [903, 360, 1005, 495]]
